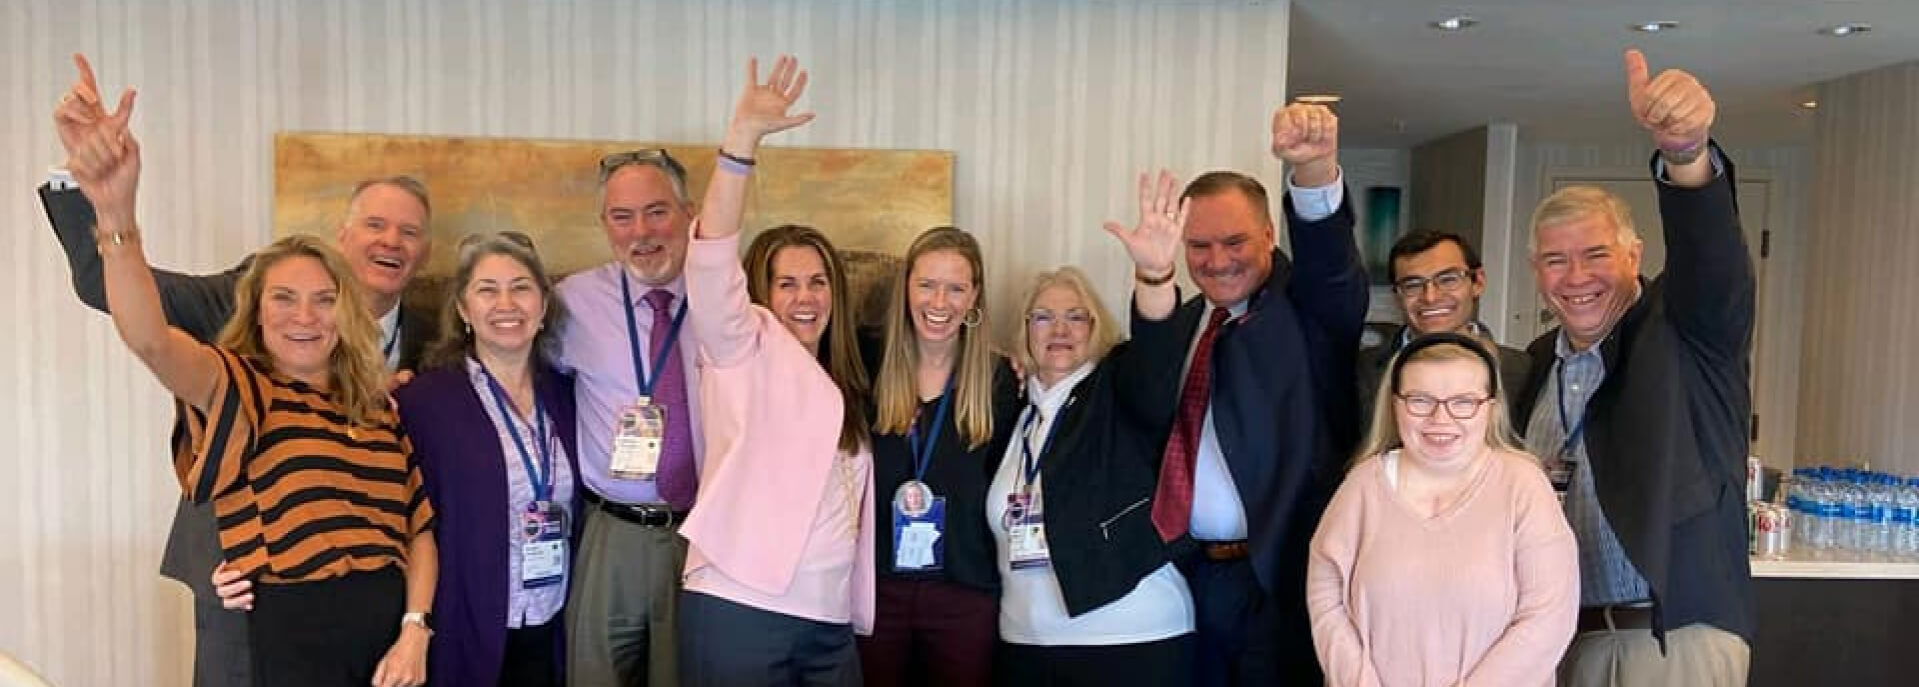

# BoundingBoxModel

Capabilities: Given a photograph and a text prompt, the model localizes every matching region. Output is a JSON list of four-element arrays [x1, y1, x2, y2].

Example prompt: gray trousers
[[192, 593, 251, 687], [1559, 623, 1751, 687], [677, 591, 861, 687], [566, 507, 689, 687]]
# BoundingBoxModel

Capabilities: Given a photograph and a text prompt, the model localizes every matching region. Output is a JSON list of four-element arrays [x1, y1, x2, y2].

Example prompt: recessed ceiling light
[[1631, 21, 1680, 33], [1429, 16, 1478, 31], [1818, 23, 1872, 37], [1801, 100, 1819, 109], [1295, 94, 1343, 104]]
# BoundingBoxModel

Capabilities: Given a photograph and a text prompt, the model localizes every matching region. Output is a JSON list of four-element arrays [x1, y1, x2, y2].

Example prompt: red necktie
[[1152, 307, 1231, 542]]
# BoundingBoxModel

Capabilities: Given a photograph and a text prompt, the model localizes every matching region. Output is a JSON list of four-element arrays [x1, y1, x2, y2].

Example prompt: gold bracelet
[[1135, 267, 1176, 286]]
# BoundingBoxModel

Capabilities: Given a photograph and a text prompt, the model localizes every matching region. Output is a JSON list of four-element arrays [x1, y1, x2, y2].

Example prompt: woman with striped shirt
[[79, 109, 438, 687]]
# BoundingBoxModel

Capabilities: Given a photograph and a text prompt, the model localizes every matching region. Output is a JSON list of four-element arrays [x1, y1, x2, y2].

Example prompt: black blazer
[[1513, 144, 1756, 644], [1022, 310, 1187, 617], [38, 185, 436, 595]]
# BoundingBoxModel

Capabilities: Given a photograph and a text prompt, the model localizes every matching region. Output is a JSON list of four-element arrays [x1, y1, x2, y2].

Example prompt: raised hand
[[63, 70, 141, 224], [1625, 48, 1715, 153], [1271, 102, 1340, 185], [723, 55, 815, 155], [55, 54, 111, 160], [1103, 170, 1187, 280]]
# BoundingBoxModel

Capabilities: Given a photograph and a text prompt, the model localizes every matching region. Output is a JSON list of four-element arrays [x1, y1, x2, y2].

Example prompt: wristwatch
[[401, 611, 434, 633]]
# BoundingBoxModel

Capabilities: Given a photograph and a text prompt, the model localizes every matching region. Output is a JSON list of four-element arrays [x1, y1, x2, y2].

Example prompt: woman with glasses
[[858, 225, 1020, 687], [1307, 333, 1578, 687], [986, 173, 1204, 686], [392, 232, 580, 687]]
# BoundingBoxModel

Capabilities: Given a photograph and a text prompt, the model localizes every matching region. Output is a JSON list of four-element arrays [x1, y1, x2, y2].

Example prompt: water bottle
[[1897, 477, 1919, 560], [1810, 468, 1836, 552], [1867, 474, 1894, 559], [1786, 469, 1808, 548]]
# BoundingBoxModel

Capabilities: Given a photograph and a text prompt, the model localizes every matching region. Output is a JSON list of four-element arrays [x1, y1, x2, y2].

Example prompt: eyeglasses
[[1396, 393, 1492, 419], [598, 149, 687, 184], [1393, 268, 1472, 298], [1027, 309, 1093, 330]]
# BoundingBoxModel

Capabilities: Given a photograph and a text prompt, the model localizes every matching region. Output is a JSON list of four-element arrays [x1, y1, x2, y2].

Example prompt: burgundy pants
[[856, 577, 997, 687]]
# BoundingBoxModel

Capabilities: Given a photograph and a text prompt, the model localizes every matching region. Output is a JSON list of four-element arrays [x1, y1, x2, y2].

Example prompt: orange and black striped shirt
[[172, 347, 435, 583]]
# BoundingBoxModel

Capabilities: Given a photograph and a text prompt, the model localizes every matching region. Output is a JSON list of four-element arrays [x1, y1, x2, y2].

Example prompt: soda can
[[1757, 504, 1791, 560], [1747, 456, 1765, 503]]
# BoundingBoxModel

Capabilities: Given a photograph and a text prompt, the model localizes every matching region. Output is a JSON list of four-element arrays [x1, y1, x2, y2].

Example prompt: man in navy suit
[[1138, 103, 1367, 685]]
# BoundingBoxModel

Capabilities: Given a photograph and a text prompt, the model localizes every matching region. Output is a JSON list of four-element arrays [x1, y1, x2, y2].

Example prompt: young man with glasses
[[551, 148, 704, 686], [1355, 231, 1532, 433]]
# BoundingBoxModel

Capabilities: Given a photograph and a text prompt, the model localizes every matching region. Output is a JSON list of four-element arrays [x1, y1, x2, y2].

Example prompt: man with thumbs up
[[1513, 49, 1754, 686]]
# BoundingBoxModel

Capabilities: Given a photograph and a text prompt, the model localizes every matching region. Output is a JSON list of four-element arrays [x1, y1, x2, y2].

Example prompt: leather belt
[[1576, 604, 1654, 632], [584, 491, 687, 529], [1199, 540, 1250, 562]]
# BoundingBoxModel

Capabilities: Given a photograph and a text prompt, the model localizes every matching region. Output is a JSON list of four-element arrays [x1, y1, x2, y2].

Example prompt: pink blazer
[[678, 229, 876, 634]]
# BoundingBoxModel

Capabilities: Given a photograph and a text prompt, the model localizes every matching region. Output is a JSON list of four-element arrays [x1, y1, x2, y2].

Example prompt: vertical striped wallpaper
[[1, 1, 1293, 684], [1799, 61, 1919, 476]]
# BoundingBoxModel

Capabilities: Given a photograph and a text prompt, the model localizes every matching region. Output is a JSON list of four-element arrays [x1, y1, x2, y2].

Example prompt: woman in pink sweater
[[1307, 333, 1578, 687]]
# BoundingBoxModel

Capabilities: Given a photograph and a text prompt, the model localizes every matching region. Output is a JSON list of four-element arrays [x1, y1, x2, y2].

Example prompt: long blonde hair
[[1355, 333, 1521, 465], [216, 235, 388, 426], [873, 227, 998, 448]]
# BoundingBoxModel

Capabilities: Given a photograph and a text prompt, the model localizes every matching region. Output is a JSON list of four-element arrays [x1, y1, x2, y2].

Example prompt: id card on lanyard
[[892, 377, 954, 572], [610, 272, 688, 481], [1546, 360, 1589, 506], [1005, 404, 1063, 571], [484, 370, 568, 588]]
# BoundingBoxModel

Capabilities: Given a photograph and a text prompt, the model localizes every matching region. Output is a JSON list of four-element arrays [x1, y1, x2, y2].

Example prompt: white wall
[[1499, 137, 1813, 470], [1798, 61, 1919, 476], [0, 1, 1294, 684]]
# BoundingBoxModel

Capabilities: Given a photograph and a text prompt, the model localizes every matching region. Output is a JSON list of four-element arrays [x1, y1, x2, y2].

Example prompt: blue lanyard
[[1017, 403, 1066, 491], [482, 368, 555, 503], [907, 374, 956, 483], [620, 271, 689, 399], [382, 309, 402, 361], [1554, 360, 1589, 462]]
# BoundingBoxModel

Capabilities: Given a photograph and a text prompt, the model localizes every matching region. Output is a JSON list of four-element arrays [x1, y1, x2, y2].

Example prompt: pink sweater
[[1307, 450, 1578, 687], [678, 230, 876, 634]]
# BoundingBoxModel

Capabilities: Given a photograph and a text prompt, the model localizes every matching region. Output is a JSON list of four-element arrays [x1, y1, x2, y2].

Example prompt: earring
[[463, 321, 472, 336], [962, 308, 983, 327]]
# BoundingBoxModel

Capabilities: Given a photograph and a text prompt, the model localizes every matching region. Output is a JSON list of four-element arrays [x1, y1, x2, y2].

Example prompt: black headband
[[1388, 332, 1500, 398]]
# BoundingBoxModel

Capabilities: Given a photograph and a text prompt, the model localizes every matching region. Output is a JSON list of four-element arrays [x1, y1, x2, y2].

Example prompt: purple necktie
[[644, 289, 698, 510]]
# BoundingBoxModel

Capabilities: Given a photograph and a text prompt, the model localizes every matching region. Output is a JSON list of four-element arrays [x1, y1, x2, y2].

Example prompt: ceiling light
[[1818, 23, 1872, 37], [1295, 94, 1343, 104], [1801, 100, 1819, 110], [1631, 21, 1680, 33], [1429, 16, 1478, 31]]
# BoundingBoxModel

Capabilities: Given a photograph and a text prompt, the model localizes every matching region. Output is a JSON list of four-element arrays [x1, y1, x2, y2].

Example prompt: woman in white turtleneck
[[986, 266, 1197, 687]]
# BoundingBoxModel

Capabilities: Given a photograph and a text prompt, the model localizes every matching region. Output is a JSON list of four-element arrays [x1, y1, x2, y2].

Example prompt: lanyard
[[907, 374, 956, 483], [482, 367, 554, 503], [1554, 359, 1590, 463], [620, 271, 690, 399], [1016, 403, 1067, 493]]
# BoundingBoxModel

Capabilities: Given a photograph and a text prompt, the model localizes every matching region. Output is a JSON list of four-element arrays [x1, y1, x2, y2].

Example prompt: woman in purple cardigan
[[395, 232, 581, 687]]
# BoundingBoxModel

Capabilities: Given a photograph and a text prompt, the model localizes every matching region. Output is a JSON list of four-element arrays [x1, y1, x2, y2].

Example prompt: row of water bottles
[[1785, 466, 1919, 561]]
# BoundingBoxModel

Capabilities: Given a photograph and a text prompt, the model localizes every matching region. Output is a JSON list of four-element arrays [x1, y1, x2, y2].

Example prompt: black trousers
[[500, 617, 562, 687], [996, 634, 1194, 687], [247, 566, 404, 687], [677, 591, 861, 687]]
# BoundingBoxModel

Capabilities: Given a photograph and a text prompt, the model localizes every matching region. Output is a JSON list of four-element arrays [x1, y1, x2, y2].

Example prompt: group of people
[[41, 46, 1755, 687]]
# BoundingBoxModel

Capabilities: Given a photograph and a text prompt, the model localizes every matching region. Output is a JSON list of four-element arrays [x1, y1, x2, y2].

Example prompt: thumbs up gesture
[[1624, 48, 1715, 155]]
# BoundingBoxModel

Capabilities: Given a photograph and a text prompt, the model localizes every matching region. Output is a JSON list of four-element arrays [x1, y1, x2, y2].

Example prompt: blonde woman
[[860, 226, 1020, 687], [75, 102, 436, 687], [1306, 333, 1576, 687]]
